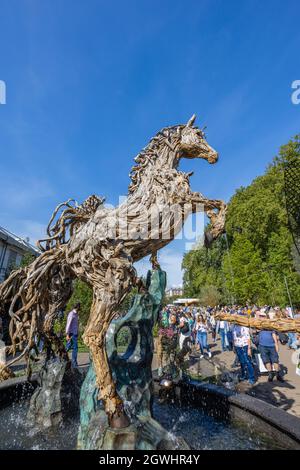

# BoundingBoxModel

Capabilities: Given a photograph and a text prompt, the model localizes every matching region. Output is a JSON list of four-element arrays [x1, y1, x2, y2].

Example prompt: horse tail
[[0, 246, 74, 379]]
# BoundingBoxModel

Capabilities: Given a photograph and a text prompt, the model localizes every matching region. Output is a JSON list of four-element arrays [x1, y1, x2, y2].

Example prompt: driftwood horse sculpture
[[0, 115, 226, 425]]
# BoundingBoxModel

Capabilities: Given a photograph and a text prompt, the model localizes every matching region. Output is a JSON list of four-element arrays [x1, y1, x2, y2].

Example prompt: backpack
[[180, 322, 190, 335], [278, 332, 288, 345], [252, 332, 259, 347]]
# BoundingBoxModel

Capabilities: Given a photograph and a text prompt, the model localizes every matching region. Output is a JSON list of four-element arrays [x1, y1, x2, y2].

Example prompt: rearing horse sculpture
[[0, 115, 226, 425]]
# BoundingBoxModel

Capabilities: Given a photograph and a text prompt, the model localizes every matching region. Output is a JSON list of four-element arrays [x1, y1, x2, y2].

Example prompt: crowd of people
[[1, 299, 299, 385], [156, 304, 300, 385]]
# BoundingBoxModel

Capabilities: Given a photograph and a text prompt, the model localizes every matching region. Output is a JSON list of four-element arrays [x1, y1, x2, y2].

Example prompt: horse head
[[128, 114, 218, 194], [178, 114, 218, 164]]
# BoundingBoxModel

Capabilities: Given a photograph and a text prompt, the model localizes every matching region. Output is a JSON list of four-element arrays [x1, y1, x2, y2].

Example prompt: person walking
[[65, 302, 80, 368], [178, 313, 191, 350], [157, 308, 177, 377], [232, 324, 255, 385], [288, 332, 298, 350], [258, 330, 284, 382], [209, 313, 217, 343], [216, 317, 230, 351], [195, 314, 212, 358], [186, 311, 195, 345]]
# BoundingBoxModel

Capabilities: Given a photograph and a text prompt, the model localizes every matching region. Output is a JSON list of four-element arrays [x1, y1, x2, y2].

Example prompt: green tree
[[182, 237, 225, 299], [20, 252, 36, 268], [198, 285, 221, 306], [222, 234, 268, 304], [119, 287, 138, 312], [182, 135, 300, 307]]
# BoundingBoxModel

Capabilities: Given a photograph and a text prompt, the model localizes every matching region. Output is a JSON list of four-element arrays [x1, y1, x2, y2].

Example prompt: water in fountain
[[0, 397, 279, 450]]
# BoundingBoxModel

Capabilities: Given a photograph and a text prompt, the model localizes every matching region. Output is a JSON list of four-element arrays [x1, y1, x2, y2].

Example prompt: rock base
[[78, 411, 189, 450], [27, 358, 83, 429]]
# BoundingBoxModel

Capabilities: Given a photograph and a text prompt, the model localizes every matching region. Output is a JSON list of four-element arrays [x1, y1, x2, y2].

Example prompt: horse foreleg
[[191, 192, 227, 241]]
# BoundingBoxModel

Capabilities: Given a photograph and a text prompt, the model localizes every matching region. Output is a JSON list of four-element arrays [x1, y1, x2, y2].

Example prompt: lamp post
[[284, 157, 300, 272]]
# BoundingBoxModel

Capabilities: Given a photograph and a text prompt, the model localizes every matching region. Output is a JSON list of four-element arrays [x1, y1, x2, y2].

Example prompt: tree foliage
[[20, 253, 36, 268], [66, 279, 93, 330], [198, 285, 221, 306], [183, 135, 300, 307]]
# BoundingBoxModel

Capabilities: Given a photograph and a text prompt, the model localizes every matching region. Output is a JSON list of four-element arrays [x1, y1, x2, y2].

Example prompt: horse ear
[[186, 114, 196, 127]]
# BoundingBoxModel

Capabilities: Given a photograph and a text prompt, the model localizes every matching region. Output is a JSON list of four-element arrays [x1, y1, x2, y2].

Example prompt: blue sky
[[0, 0, 300, 286]]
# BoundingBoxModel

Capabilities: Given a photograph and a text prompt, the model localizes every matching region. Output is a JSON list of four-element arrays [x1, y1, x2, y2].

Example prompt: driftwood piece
[[215, 313, 300, 333]]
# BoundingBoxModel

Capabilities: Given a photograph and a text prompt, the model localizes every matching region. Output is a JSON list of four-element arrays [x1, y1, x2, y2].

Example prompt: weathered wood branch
[[215, 312, 300, 333]]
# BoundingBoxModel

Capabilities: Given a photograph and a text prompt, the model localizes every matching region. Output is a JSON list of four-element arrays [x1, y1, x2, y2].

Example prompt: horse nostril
[[209, 152, 218, 163]]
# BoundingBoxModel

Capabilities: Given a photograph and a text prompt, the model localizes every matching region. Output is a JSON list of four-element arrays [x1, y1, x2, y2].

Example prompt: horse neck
[[129, 142, 182, 203]]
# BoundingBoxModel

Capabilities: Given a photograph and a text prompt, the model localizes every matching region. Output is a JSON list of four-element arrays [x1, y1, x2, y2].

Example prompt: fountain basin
[[1, 374, 300, 450], [171, 378, 300, 450], [0, 396, 275, 450]]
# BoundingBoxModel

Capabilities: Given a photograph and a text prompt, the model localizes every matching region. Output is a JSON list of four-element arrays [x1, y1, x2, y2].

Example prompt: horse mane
[[37, 194, 104, 252], [128, 124, 186, 193]]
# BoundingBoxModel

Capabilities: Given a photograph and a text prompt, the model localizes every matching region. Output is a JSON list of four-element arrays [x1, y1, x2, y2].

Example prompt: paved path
[[5, 338, 300, 418], [190, 334, 300, 418], [7, 351, 90, 375]]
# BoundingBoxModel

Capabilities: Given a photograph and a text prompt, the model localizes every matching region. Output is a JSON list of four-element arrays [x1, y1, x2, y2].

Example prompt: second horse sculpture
[[0, 115, 226, 428]]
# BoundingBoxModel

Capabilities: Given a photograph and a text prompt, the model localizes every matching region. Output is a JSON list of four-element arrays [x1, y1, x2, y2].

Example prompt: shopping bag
[[255, 353, 268, 373], [255, 352, 275, 373]]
